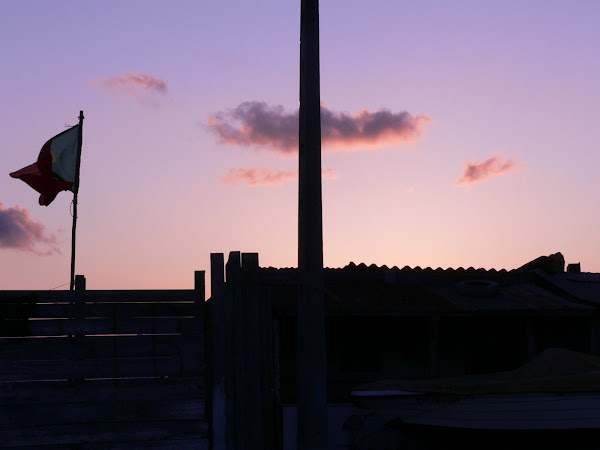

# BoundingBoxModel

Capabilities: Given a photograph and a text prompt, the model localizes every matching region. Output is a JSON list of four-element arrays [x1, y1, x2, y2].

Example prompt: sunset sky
[[2, 1, 599, 295]]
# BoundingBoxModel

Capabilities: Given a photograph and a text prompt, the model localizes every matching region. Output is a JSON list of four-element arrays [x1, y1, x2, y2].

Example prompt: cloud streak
[[207, 101, 431, 153], [87, 72, 167, 96], [0, 203, 60, 255], [455, 154, 523, 186], [222, 167, 339, 187]]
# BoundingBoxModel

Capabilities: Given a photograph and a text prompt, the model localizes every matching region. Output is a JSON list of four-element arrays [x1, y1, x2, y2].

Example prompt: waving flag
[[10, 125, 80, 206]]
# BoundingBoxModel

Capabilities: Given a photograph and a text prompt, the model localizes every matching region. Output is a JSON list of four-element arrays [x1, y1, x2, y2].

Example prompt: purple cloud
[[208, 101, 431, 153], [0, 203, 60, 255], [222, 167, 339, 187], [87, 72, 167, 96], [456, 154, 523, 186]]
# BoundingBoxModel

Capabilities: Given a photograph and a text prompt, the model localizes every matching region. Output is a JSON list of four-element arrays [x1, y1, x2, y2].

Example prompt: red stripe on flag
[[10, 139, 73, 206]]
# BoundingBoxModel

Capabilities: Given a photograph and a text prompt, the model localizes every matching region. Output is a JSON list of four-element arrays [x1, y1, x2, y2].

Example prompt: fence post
[[226, 252, 244, 448], [256, 264, 278, 448], [212, 251, 278, 449], [195, 271, 205, 300], [210, 254, 227, 450], [241, 253, 263, 448], [74, 275, 86, 291]]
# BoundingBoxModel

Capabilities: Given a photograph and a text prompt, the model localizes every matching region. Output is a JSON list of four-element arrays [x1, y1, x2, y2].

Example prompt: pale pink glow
[[87, 72, 167, 95], [3, 2, 600, 292], [222, 167, 339, 186], [455, 154, 523, 186], [207, 101, 431, 153], [321, 168, 339, 181], [222, 167, 297, 186], [0, 203, 60, 255]]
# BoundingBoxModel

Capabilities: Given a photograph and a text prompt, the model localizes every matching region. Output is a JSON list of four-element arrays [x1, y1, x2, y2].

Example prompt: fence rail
[[0, 283, 208, 448]]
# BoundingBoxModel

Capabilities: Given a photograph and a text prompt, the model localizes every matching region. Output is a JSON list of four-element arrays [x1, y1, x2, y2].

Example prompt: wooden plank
[[227, 251, 245, 449], [241, 252, 269, 449], [0, 335, 203, 362], [3, 316, 203, 337], [0, 419, 208, 447], [209, 252, 228, 450], [0, 290, 200, 304], [0, 301, 203, 320], [0, 379, 205, 405], [0, 353, 204, 382], [67, 438, 209, 449], [0, 397, 206, 429], [9, 438, 209, 450], [195, 270, 206, 302]]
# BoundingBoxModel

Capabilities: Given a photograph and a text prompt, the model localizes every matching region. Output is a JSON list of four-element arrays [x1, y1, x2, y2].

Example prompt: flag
[[10, 125, 80, 206]]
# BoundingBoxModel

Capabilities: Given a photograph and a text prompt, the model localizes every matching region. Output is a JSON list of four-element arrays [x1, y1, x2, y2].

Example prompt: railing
[[0, 283, 208, 448]]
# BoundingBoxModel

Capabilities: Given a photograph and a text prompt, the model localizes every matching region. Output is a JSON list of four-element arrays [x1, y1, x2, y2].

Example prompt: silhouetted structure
[[297, 0, 327, 447], [0, 276, 207, 448], [206, 251, 600, 448], [3, 252, 600, 448]]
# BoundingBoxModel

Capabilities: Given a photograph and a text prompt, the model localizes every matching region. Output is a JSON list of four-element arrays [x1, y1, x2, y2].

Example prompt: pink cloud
[[0, 203, 60, 255], [207, 101, 431, 153], [222, 167, 339, 187], [87, 72, 167, 95], [456, 154, 523, 186]]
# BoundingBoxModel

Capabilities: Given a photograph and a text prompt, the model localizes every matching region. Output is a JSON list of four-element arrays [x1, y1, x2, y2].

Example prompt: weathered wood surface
[[0, 290, 199, 303], [0, 355, 203, 381], [1, 420, 207, 447], [0, 288, 208, 448], [8, 316, 203, 337], [0, 301, 202, 319], [207, 252, 279, 449], [17, 439, 209, 450], [0, 335, 201, 360]]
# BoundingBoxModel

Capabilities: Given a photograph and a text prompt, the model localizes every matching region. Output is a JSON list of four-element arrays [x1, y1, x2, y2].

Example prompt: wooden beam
[[195, 270, 205, 301], [74, 275, 86, 291], [209, 253, 227, 450], [428, 316, 440, 378]]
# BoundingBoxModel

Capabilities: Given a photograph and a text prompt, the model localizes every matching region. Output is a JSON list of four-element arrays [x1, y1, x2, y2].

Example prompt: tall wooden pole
[[69, 111, 84, 291], [298, 0, 327, 448]]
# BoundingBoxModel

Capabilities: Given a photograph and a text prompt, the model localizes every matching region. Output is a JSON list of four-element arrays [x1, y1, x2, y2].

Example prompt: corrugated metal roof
[[534, 270, 600, 305], [263, 263, 595, 315]]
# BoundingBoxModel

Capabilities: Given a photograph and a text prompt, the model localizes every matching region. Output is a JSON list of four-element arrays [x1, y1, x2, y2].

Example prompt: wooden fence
[[0, 276, 208, 448], [207, 252, 279, 450]]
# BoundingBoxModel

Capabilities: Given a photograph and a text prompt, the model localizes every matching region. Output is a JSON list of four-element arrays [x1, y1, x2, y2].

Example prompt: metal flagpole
[[70, 111, 84, 291]]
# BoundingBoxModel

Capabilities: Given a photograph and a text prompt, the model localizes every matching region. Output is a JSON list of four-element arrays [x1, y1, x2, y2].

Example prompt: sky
[[1, 1, 599, 296]]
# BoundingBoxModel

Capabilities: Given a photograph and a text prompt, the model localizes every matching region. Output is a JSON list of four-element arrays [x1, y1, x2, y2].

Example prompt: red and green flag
[[10, 124, 80, 206]]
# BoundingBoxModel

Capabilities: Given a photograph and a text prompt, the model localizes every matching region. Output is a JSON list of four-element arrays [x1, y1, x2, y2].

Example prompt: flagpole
[[70, 111, 84, 291]]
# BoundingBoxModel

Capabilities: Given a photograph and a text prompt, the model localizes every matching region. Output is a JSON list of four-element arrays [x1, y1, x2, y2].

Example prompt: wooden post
[[428, 316, 439, 378], [74, 275, 86, 291], [298, 0, 327, 448], [226, 252, 244, 449], [261, 286, 279, 449], [590, 314, 599, 355], [241, 253, 263, 449], [210, 254, 227, 450], [194, 270, 205, 300], [526, 318, 536, 360]]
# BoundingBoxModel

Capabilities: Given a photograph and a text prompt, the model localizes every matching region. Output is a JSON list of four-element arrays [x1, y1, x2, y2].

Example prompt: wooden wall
[[207, 252, 279, 450], [0, 284, 208, 448]]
